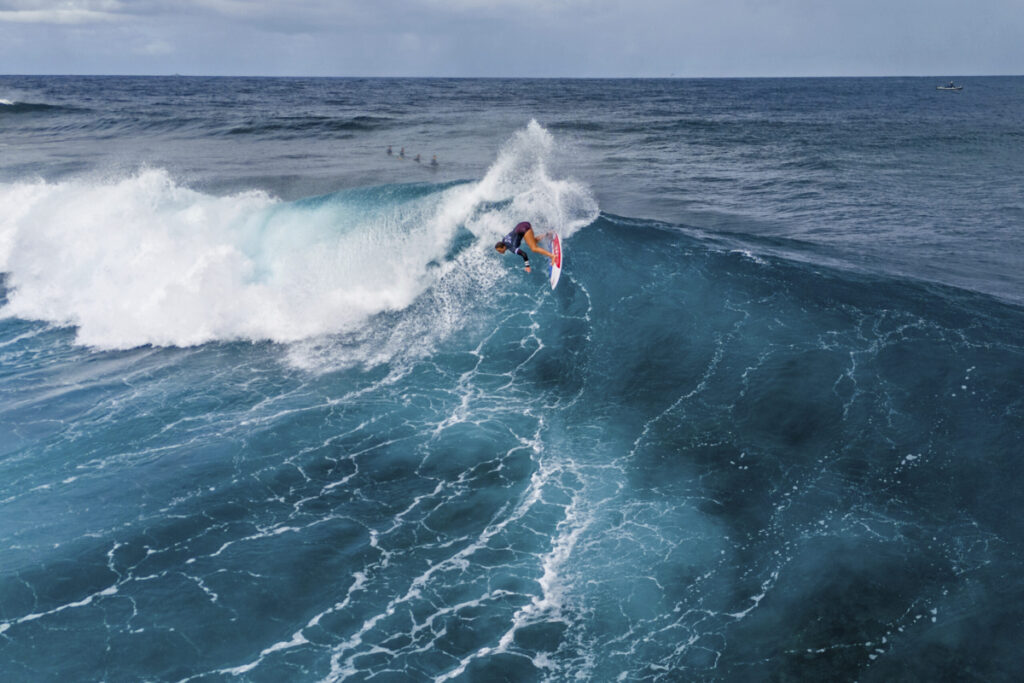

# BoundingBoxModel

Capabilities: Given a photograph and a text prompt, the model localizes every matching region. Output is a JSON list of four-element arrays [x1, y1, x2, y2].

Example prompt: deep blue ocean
[[1, 76, 1022, 681]]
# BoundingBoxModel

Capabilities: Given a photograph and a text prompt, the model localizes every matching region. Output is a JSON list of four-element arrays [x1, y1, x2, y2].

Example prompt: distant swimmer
[[494, 221, 554, 274], [387, 145, 392, 155], [399, 147, 405, 159], [414, 153, 421, 162], [430, 155, 438, 167]]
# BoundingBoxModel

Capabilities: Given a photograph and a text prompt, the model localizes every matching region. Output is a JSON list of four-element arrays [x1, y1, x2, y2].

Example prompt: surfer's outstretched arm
[[515, 248, 532, 272]]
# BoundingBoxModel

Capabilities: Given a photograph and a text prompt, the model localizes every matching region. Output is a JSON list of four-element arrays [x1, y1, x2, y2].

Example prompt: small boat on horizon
[[936, 81, 963, 91]]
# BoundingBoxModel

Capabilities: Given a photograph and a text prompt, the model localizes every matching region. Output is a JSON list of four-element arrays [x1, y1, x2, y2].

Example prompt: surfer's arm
[[514, 248, 531, 270]]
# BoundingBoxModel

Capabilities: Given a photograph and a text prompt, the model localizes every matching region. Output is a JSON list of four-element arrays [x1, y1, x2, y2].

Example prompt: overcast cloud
[[1, 0, 1021, 76]]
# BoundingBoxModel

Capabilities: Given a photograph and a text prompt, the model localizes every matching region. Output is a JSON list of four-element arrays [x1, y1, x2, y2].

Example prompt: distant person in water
[[387, 145, 392, 155], [399, 147, 405, 159], [494, 221, 553, 274], [414, 153, 421, 162], [430, 155, 438, 167]]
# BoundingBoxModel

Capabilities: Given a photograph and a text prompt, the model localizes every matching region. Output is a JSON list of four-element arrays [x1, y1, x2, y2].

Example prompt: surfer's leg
[[524, 229, 554, 261]]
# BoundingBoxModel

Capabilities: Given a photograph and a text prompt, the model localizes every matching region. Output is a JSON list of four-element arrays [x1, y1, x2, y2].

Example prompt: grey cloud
[[1, 0, 1021, 76], [0, 0, 125, 23]]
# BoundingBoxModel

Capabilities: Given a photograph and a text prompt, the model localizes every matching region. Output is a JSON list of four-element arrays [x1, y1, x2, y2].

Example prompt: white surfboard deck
[[548, 233, 563, 290]]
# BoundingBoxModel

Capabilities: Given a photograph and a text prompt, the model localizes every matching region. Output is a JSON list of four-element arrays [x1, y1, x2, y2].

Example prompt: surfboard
[[548, 233, 563, 289]]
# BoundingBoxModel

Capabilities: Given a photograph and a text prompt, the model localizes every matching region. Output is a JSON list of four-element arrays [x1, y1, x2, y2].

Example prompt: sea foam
[[0, 121, 597, 350]]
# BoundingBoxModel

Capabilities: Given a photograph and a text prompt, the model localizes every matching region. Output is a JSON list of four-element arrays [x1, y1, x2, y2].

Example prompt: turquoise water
[[1, 77, 1022, 681]]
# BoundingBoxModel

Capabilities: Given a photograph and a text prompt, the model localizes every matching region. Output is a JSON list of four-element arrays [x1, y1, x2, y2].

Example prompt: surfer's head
[[494, 242, 507, 253]]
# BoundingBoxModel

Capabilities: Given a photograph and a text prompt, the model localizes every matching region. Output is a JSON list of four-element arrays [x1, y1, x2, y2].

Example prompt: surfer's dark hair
[[495, 241, 505, 250]]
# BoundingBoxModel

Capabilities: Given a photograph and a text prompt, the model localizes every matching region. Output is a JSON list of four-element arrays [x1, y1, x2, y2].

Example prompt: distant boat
[[936, 81, 963, 91]]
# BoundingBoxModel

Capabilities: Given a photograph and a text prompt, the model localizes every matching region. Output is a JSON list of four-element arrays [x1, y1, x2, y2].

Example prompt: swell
[[0, 101, 87, 115], [5, 116, 392, 140], [221, 114, 394, 138]]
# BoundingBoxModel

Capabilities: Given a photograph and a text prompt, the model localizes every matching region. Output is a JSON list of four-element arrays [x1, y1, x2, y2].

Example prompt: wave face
[[1, 79, 1024, 681], [2, 194, 1023, 681]]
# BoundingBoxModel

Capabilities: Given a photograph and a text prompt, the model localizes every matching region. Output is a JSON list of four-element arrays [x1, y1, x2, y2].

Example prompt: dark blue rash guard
[[501, 222, 532, 264]]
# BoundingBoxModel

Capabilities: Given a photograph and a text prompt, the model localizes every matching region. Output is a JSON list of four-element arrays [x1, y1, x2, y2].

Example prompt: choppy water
[[1, 76, 1022, 681]]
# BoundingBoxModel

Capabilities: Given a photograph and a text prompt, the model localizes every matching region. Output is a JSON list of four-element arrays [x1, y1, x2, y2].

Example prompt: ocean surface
[[1, 76, 1022, 681]]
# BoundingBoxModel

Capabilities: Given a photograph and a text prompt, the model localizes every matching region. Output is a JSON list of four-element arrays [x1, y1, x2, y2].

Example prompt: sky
[[1, 0, 1022, 77]]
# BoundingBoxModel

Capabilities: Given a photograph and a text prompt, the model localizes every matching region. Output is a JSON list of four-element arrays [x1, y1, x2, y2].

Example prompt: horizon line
[[2, 73, 1020, 80]]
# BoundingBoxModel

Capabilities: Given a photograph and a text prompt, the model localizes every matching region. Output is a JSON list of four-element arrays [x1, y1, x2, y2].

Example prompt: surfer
[[494, 221, 553, 274]]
